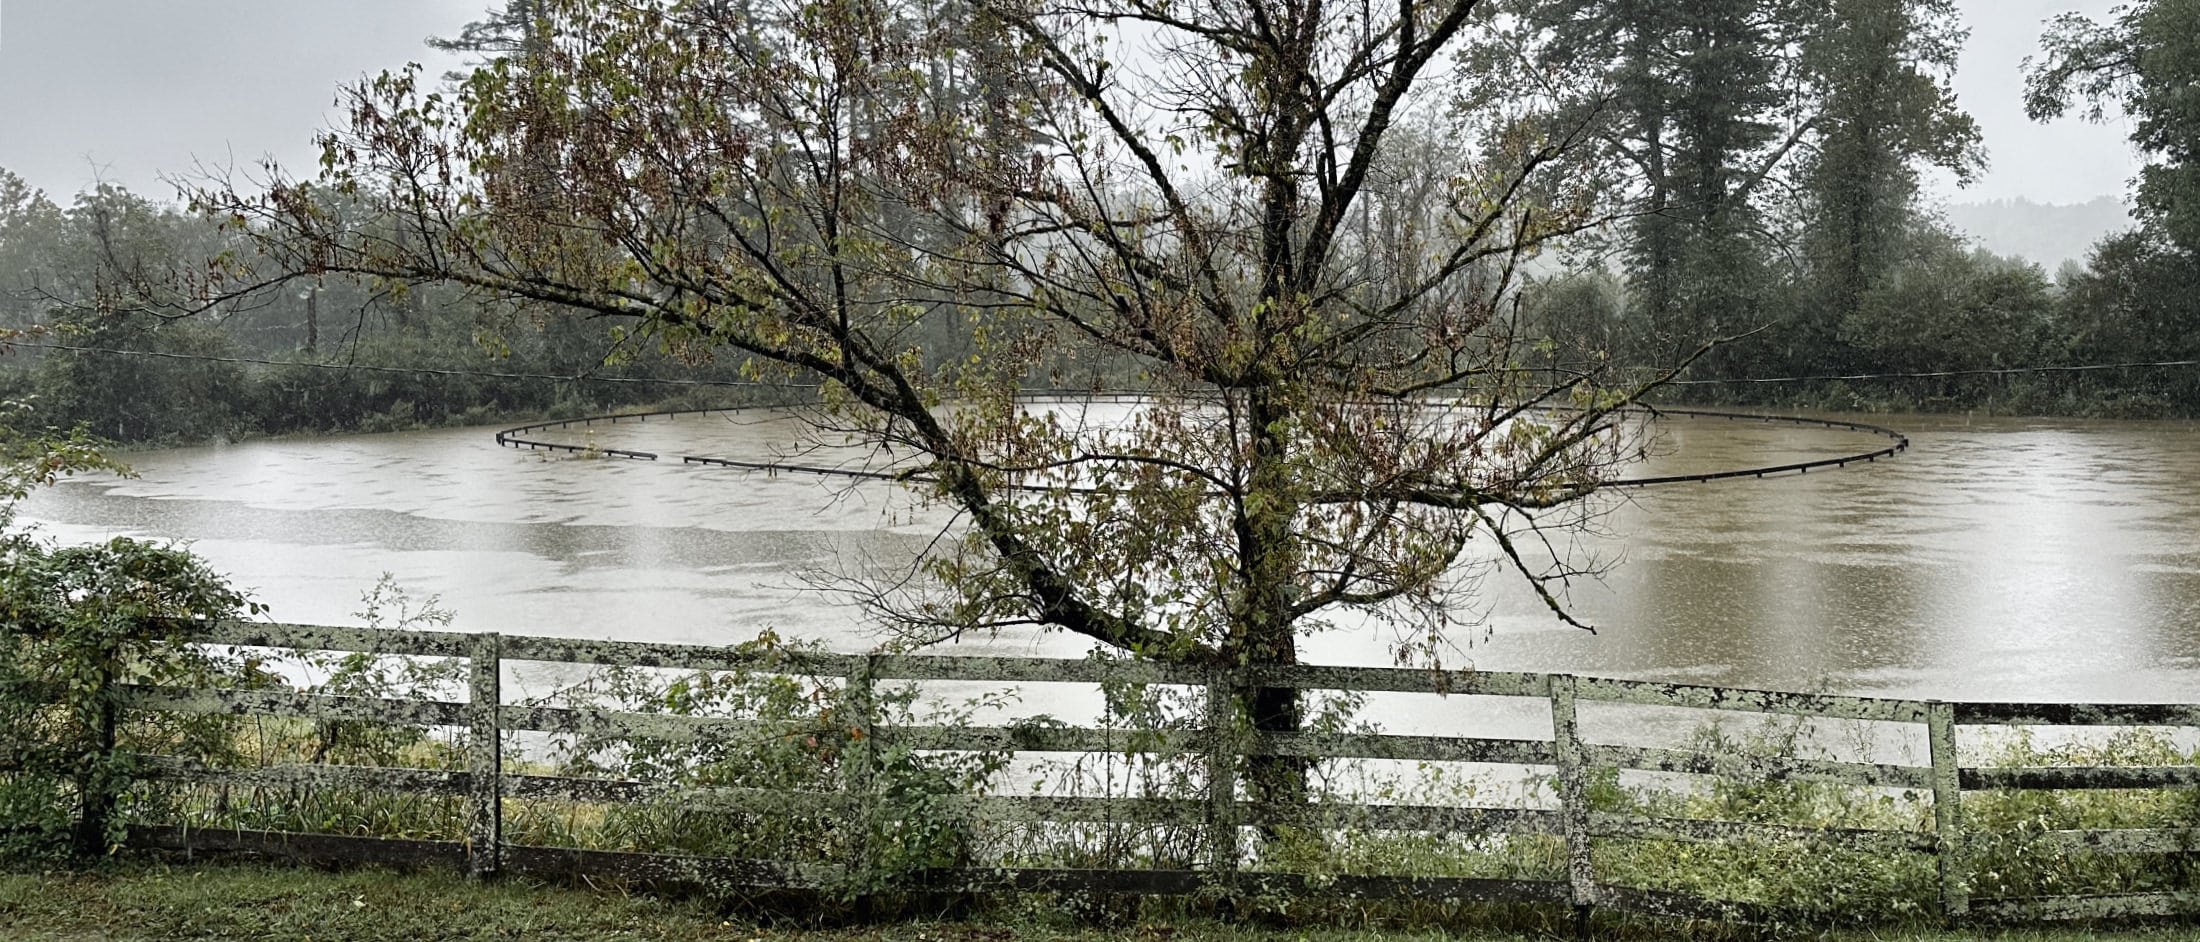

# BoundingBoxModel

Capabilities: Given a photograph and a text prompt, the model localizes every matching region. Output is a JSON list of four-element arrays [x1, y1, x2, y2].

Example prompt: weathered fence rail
[[86, 621, 2200, 931]]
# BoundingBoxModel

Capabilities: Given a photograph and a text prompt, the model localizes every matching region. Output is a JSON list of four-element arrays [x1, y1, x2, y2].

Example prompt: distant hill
[[1941, 196, 2134, 271]]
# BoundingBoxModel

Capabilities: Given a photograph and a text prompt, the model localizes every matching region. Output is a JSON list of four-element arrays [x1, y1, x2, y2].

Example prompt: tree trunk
[[304, 283, 319, 355], [1233, 386, 1307, 816]]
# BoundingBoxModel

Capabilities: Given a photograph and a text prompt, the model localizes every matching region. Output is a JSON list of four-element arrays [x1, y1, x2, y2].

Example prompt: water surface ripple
[[18, 410, 2200, 703]]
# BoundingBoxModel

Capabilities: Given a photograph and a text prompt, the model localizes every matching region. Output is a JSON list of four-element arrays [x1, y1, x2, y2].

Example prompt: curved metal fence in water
[[494, 403, 1910, 489]]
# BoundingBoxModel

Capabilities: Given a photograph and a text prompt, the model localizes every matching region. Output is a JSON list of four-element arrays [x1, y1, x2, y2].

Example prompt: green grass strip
[[2, 860, 2196, 942]]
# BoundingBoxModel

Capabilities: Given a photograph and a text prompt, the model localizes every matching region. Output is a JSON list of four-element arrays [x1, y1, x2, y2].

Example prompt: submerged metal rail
[[1607, 408, 1910, 487], [495, 403, 1911, 489]]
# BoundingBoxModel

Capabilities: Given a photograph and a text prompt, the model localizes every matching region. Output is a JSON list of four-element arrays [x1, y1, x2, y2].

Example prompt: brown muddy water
[[17, 409, 2200, 709]]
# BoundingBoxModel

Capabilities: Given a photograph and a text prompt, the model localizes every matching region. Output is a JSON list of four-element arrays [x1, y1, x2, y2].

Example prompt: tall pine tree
[[1795, 0, 1980, 373]]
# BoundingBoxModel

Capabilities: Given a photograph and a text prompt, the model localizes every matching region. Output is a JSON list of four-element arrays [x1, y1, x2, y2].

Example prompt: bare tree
[[198, 0, 1691, 805]]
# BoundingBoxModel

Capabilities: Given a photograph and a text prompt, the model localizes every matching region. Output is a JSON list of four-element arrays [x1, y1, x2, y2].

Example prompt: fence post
[[467, 632, 503, 880], [1927, 700, 1967, 923], [72, 647, 122, 857], [1204, 666, 1240, 893], [1549, 674, 1597, 941], [841, 654, 879, 895]]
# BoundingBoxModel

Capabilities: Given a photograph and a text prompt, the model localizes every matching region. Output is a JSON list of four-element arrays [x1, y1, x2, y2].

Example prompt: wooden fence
[[100, 622, 2200, 931]]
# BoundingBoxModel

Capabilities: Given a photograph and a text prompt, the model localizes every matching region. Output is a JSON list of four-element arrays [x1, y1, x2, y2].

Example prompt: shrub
[[0, 536, 263, 858]]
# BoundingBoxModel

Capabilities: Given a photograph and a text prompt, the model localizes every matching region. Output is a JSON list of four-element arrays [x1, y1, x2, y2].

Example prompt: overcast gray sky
[[0, 0, 2146, 207], [0, 0, 474, 201]]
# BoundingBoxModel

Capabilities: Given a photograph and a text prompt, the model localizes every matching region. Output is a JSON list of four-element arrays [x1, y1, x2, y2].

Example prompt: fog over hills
[[1941, 196, 2135, 271]]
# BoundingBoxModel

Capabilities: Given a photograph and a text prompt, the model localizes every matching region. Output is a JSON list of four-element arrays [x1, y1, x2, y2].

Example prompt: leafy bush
[[1964, 728, 2200, 901], [0, 536, 263, 857], [524, 632, 1011, 893], [135, 577, 471, 840]]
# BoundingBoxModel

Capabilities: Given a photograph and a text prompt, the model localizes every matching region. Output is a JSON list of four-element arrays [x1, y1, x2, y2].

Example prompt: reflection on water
[[1483, 415, 2200, 702], [17, 410, 2200, 703]]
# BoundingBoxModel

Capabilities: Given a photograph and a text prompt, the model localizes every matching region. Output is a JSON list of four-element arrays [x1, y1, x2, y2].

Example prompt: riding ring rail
[[493, 403, 1910, 490]]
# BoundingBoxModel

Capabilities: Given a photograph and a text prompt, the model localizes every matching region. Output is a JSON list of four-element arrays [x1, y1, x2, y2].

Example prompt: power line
[[8, 338, 2199, 389], [0, 340, 797, 389], [1665, 359, 2200, 385]]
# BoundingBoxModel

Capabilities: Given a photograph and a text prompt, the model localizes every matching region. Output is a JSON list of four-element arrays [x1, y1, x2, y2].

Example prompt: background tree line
[[1507, 0, 2200, 417], [4, 0, 2200, 452], [0, 171, 796, 445]]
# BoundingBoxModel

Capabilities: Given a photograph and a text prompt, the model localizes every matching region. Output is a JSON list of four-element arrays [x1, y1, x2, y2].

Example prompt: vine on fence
[[0, 536, 264, 857], [536, 632, 1015, 895]]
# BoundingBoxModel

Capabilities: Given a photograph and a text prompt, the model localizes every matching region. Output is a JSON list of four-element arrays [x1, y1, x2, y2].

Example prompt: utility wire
[[7, 338, 2199, 389], [1665, 359, 2200, 385], [0, 340, 799, 389]]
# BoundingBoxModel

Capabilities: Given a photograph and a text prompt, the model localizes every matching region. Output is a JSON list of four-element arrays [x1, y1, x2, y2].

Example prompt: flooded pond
[[18, 408, 2200, 704]]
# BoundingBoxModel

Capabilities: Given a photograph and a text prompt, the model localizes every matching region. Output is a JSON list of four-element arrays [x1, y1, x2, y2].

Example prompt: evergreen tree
[[428, 2, 547, 70], [1795, 0, 1980, 372], [1518, 0, 1805, 361]]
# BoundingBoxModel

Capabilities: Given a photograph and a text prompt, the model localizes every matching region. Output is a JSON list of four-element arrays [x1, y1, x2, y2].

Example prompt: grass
[[1, 861, 2196, 942], [1, 861, 721, 942]]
